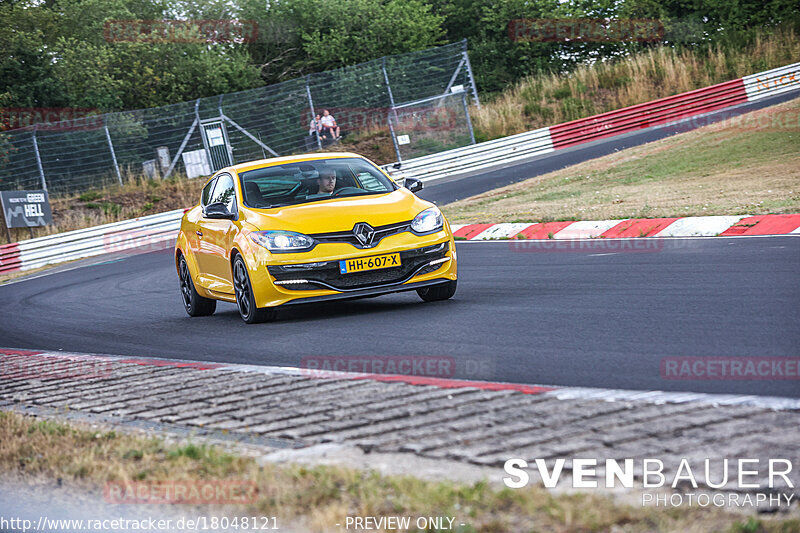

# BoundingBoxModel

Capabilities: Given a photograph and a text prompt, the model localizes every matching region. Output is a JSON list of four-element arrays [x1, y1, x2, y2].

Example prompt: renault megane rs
[[175, 153, 458, 323]]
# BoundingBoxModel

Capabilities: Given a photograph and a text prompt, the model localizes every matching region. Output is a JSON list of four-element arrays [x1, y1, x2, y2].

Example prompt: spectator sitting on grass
[[309, 114, 321, 137], [320, 109, 340, 140]]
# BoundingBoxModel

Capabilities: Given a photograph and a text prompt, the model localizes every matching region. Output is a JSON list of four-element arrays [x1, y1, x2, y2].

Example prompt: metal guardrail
[[743, 62, 800, 101], [383, 126, 553, 183], [0, 209, 183, 274]]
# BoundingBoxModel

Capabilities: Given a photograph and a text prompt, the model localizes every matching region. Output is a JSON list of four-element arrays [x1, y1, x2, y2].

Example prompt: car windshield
[[239, 157, 397, 209]]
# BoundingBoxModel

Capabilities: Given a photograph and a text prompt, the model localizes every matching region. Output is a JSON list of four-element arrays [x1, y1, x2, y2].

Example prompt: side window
[[209, 173, 236, 212], [201, 178, 217, 207]]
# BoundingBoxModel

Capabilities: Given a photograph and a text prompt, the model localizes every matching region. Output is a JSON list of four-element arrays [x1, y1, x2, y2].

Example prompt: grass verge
[[443, 97, 800, 224], [1, 411, 798, 532]]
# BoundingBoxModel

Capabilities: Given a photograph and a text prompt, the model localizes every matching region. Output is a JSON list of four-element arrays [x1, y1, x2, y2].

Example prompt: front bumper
[[268, 241, 449, 292], [247, 231, 457, 308]]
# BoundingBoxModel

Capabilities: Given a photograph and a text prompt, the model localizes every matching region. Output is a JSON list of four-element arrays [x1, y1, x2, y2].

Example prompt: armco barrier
[[744, 63, 800, 101], [0, 209, 184, 274], [387, 61, 799, 182], [384, 126, 554, 183], [549, 78, 747, 149], [0, 243, 22, 274]]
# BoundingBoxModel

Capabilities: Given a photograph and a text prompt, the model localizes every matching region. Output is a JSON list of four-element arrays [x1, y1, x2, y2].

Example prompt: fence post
[[382, 57, 399, 124], [462, 39, 481, 109], [195, 99, 212, 170], [104, 118, 123, 186], [462, 92, 476, 145], [387, 115, 402, 164], [0, 204, 12, 244], [305, 76, 322, 150], [382, 57, 403, 163], [31, 125, 48, 193], [218, 94, 235, 164]]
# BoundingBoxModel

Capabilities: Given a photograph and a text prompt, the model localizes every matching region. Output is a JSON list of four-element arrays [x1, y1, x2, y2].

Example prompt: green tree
[[240, 0, 445, 85], [0, 0, 262, 113]]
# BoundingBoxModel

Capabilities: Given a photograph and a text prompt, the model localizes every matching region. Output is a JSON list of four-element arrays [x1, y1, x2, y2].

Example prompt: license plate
[[339, 253, 401, 274]]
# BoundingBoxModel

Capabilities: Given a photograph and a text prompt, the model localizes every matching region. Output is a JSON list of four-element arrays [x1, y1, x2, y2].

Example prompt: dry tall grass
[[472, 28, 800, 140]]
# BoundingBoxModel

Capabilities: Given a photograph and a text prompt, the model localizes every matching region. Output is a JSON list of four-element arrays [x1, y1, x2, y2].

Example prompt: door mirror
[[404, 177, 424, 193], [203, 202, 235, 220]]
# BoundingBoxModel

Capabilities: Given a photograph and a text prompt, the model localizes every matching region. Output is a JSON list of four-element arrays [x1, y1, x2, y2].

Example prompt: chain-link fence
[[0, 40, 479, 196], [389, 91, 476, 161]]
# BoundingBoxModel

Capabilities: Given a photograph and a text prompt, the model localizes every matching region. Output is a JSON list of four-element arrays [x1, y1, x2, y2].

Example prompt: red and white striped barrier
[[452, 214, 800, 240]]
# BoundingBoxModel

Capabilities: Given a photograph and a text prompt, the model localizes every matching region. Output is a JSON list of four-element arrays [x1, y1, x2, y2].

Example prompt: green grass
[[444, 98, 800, 224]]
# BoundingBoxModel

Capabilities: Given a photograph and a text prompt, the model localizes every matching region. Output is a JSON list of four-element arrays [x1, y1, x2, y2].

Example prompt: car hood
[[241, 189, 434, 234]]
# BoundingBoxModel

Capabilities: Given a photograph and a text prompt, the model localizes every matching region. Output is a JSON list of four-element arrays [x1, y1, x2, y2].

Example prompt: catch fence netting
[[0, 40, 478, 196]]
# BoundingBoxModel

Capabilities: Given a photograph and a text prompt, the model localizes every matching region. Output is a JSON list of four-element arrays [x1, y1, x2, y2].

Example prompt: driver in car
[[316, 168, 337, 195]]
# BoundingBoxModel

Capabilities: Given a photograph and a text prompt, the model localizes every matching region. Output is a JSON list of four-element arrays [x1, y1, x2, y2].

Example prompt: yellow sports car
[[175, 153, 458, 323]]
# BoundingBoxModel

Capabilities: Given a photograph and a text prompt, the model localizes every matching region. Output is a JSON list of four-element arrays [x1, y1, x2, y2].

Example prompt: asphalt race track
[[1, 236, 798, 398]]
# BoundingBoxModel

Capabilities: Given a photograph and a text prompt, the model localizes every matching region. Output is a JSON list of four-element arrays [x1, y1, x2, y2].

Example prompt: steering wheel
[[332, 186, 362, 197]]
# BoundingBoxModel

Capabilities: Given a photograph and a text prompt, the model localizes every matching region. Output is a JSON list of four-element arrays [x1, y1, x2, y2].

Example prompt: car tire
[[417, 279, 457, 302], [233, 255, 276, 324], [178, 256, 216, 317]]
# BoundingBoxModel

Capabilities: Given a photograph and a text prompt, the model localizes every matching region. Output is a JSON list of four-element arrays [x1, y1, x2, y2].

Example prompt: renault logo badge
[[353, 222, 375, 247]]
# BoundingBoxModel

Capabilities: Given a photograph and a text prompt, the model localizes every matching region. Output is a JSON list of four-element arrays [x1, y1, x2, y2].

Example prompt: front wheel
[[417, 279, 457, 302], [178, 256, 216, 317], [233, 255, 276, 324]]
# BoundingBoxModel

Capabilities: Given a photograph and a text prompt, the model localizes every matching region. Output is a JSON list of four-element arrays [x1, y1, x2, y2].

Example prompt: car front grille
[[310, 220, 411, 249], [268, 242, 449, 291]]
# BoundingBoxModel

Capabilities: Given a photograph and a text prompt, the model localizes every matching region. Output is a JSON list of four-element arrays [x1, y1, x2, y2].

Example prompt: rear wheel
[[417, 279, 457, 302], [233, 255, 276, 324], [178, 256, 216, 316]]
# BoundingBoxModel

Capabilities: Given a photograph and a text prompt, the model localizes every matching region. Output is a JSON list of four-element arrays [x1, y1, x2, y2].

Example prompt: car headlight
[[249, 231, 315, 252], [410, 207, 444, 234]]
